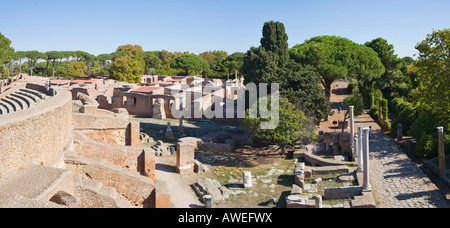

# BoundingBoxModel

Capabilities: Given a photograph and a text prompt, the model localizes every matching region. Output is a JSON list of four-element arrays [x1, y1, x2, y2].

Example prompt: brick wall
[[0, 90, 73, 178]]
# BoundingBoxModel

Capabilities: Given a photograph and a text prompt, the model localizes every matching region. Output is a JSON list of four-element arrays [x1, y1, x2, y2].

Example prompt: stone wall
[[73, 131, 155, 180], [0, 89, 73, 178], [72, 113, 139, 146]]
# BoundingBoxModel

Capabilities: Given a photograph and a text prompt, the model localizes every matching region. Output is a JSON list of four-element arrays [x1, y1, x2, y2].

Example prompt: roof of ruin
[[71, 79, 100, 84], [131, 86, 160, 93]]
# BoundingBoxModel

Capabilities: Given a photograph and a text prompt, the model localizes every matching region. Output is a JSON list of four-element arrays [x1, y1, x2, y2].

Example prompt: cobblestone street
[[320, 81, 450, 208], [369, 130, 449, 208]]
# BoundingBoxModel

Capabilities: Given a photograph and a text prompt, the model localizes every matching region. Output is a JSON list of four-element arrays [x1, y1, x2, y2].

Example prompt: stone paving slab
[[369, 131, 450, 208]]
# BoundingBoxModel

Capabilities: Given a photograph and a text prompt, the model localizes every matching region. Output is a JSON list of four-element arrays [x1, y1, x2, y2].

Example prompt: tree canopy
[[290, 35, 385, 97], [0, 32, 14, 65], [170, 54, 210, 76], [109, 56, 144, 83], [414, 29, 450, 126], [242, 21, 332, 122], [241, 97, 306, 153]]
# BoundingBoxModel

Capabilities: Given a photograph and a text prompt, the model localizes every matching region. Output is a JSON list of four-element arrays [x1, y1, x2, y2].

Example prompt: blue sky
[[1, 0, 449, 58]]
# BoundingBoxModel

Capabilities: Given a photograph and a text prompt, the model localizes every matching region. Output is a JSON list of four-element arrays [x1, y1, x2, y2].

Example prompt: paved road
[[320, 81, 450, 208], [368, 130, 450, 208]]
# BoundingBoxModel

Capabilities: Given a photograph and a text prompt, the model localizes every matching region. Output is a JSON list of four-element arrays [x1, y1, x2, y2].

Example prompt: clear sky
[[1, 0, 449, 58]]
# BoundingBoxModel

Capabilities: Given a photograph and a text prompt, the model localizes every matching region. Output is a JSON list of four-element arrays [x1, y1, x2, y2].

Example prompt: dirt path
[[155, 156, 204, 208]]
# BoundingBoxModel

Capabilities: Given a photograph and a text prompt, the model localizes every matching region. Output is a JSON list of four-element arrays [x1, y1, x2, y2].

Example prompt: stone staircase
[[0, 88, 50, 115]]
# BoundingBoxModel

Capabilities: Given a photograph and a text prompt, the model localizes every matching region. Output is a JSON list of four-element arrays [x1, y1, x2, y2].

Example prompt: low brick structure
[[176, 137, 201, 174]]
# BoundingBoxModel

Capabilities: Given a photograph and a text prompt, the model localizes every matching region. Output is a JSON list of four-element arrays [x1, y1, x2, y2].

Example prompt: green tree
[[12, 51, 26, 75], [25, 51, 47, 76], [199, 50, 228, 69], [216, 52, 245, 77], [159, 50, 174, 65], [365, 38, 406, 98], [109, 56, 144, 83], [290, 36, 385, 98], [415, 29, 450, 126], [45, 51, 63, 77], [143, 52, 162, 74], [170, 54, 210, 76], [241, 97, 306, 154], [65, 61, 86, 78], [0, 32, 14, 78], [117, 44, 144, 59], [242, 21, 332, 122]]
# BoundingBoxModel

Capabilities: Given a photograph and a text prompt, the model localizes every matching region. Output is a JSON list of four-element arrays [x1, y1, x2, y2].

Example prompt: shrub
[[415, 133, 450, 158], [383, 119, 392, 131], [369, 106, 379, 120], [344, 94, 364, 116], [392, 103, 417, 135], [380, 98, 388, 120], [415, 134, 438, 158], [347, 82, 358, 94], [409, 110, 438, 140], [390, 97, 405, 114]]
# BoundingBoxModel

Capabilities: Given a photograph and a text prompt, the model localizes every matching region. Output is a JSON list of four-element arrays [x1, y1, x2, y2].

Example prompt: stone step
[[1, 97, 21, 112], [0, 164, 74, 207], [19, 88, 48, 100], [11, 92, 35, 108], [6, 95, 28, 110], [0, 102, 12, 114], [15, 90, 40, 103], [0, 104, 7, 115]]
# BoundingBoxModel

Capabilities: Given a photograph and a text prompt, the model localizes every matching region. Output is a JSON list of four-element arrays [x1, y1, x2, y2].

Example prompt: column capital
[[437, 127, 444, 132]]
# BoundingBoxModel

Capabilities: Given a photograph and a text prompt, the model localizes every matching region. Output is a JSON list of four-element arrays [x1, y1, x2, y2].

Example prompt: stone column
[[438, 127, 446, 177], [397, 123, 403, 141], [357, 127, 363, 173], [315, 195, 322, 208], [362, 127, 371, 192], [243, 171, 253, 188], [349, 106, 355, 148], [204, 195, 213, 208]]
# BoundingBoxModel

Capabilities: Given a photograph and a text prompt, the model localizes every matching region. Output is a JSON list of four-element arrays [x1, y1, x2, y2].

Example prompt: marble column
[[362, 127, 371, 192], [349, 106, 355, 148], [315, 195, 323, 208], [438, 127, 446, 177], [357, 126, 363, 173], [204, 195, 213, 208]]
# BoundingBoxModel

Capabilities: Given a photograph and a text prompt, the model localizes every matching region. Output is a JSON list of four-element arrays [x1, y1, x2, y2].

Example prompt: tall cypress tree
[[242, 21, 332, 122]]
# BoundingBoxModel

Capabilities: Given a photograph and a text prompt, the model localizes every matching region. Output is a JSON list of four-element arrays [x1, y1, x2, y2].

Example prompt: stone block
[[176, 138, 200, 174], [243, 171, 252, 188]]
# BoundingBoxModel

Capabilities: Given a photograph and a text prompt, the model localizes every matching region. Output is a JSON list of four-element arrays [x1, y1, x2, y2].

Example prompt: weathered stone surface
[[152, 98, 166, 119], [176, 137, 201, 174], [49, 191, 78, 206], [194, 160, 209, 173], [192, 178, 225, 204], [165, 122, 174, 139], [243, 171, 252, 188]]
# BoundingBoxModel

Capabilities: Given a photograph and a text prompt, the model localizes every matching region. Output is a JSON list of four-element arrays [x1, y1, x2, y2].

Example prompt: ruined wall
[[0, 90, 73, 178], [72, 113, 139, 146]]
